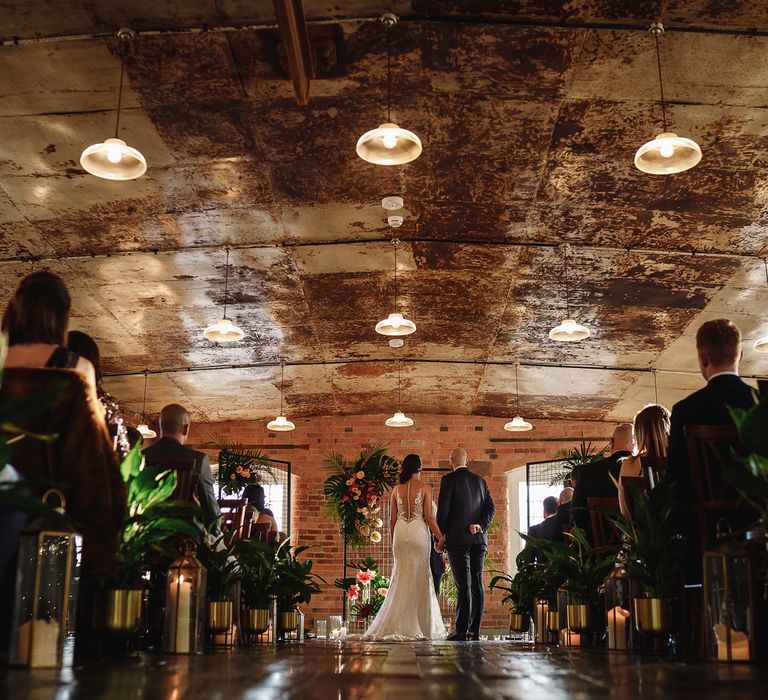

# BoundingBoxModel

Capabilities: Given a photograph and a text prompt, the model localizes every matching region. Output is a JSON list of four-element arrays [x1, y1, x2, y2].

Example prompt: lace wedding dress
[[362, 485, 447, 641]]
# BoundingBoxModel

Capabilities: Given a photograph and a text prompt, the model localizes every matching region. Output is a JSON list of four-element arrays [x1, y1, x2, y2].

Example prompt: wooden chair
[[149, 459, 199, 503], [641, 455, 668, 489], [218, 498, 248, 543], [249, 522, 278, 546], [586, 496, 621, 548], [619, 476, 647, 520]]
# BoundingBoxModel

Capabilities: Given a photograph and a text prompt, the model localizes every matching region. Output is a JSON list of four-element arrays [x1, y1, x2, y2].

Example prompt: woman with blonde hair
[[619, 403, 670, 515]]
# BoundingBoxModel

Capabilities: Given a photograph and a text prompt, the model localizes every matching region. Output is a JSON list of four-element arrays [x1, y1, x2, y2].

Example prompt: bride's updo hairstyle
[[399, 454, 422, 483]]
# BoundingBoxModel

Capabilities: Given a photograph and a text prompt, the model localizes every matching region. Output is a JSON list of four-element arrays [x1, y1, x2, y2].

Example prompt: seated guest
[[143, 404, 221, 534], [556, 486, 574, 530], [526, 496, 560, 561], [68, 330, 130, 458], [571, 423, 635, 543], [242, 483, 278, 533], [0, 272, 125, 658], [619, 404, 670, 516], [667, 319, 757, 582]]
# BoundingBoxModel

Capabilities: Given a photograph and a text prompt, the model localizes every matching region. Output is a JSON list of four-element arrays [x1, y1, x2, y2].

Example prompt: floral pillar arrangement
[[216, 435, 275, 496], [336, 557, 390, 632]]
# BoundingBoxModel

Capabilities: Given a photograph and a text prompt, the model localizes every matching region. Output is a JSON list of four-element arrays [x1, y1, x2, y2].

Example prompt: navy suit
[[437, 467, 495, 636]]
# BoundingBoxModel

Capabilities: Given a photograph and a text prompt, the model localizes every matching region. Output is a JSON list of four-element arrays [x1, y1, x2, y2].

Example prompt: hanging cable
[[651, 23, 668, 132], [653, 369, 659, 404], [563, 244, 571, 319], [223, 247, 230, 319], [141, 370, 149, 422]]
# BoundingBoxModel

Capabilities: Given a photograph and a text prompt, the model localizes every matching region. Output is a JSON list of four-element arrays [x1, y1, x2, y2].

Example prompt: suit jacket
[[437, 467, 495, 548], [571, 451, 631, 540], [143, 437, 221, 533]]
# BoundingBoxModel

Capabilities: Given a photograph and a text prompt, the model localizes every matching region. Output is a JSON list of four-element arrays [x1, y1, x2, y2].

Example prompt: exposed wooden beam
[[272, 0, 315, 106]]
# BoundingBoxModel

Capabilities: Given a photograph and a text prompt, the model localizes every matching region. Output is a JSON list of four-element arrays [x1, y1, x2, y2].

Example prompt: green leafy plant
[[334, 556, 390, 620], [272, 542, 325, 611], [606, 482, 682, 598], [489, 550, 545, 617], [726, 400, 768, 529], [232, 538, 278, 609], [549, 440, 609, 486], [114, 442, 201, 589], [323, 444, 399, 548], [524, 526, 616, 606], [215, 434, 275, 495], [195, 533, 243, 602]]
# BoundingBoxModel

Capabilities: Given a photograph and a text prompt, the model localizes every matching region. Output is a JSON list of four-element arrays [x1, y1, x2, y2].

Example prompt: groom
[[436, 448, 495, 641]]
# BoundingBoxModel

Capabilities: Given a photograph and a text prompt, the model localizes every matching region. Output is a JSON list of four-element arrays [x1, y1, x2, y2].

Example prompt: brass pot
[[567, 604, 597, 633], [509, 612, 529, 633], [547, 611, 560, 632], [243, 608, 270, 634], [279, 611, 299, 632], [633, 597, 676, 634], [207, 600, 233, 633], [100, 589, 142, 633]]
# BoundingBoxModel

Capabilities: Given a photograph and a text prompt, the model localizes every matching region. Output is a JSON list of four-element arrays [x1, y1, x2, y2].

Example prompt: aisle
[[2, 641, 767, 700]]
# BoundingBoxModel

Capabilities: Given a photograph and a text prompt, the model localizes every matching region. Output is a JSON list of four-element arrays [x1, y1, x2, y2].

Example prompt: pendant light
[[356, 14, 422, 166], [504, 364, 533, 432], [137, 370, 157, 439], [376, 238, 416, 337], [80, 28, 147, 180], [267, 360, 295, 432], [753, 260, 768, 352], [653, 369, 659, 404], [203, 247, 245, 342], [549, 245, 590, 342], [634, 23, 701, 175], [385, 360, 413, 427]]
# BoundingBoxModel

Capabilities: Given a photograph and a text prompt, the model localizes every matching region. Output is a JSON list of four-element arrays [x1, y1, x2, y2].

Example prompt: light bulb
[[563, 320, 578, 334], [382, 132, 398, 149], [106, 142, 123, 163], [659, 141, 675, 158], [391, 316, 401, 328]]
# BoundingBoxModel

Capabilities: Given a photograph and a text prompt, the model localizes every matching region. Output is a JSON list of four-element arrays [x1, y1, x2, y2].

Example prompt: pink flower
[[347, 584, 359, 601], [377, 587, 388, 598], [356, 569, 375, 586]]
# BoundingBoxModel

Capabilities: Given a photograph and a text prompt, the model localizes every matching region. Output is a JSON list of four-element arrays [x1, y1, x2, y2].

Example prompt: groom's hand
[[435, 537, 445, 553], [468, 523, 482, 535]]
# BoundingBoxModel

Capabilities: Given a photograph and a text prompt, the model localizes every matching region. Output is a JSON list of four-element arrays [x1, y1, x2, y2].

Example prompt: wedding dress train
[[362, 486, 447, 641]]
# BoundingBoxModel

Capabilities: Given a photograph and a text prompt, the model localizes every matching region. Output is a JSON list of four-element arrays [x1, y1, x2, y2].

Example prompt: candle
[[168, 575, 192, 653], [16, 618, 60, 667], [561, 628, 581, 646], [714, 624, 750, 661], [607, 606, 630, 650], [535, 601, 549, 643]]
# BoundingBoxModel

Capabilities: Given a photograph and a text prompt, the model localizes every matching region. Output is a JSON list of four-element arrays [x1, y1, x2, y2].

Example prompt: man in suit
[[667, 319, 757, 583], [142, 404, 221, 534], [525, 496, 560, 561], [571, 424, 635, 543], [436, 448, 495, 641]]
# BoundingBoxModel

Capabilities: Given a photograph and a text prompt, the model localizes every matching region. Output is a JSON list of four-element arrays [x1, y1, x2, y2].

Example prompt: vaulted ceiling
[[1, 1, 767, 424]]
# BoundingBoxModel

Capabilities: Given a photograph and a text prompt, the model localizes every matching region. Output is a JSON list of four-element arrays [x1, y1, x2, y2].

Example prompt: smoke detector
[[388, 338, 404, 348], [387, 215, 404, 228], [382, 196, 403, 211]]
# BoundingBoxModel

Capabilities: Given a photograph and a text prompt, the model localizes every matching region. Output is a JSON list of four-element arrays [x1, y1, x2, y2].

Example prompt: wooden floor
[[3, 640, 768, 699]]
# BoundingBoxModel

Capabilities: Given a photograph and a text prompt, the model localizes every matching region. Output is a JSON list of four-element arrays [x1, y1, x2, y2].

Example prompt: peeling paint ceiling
[[1, 1, 767, 424]]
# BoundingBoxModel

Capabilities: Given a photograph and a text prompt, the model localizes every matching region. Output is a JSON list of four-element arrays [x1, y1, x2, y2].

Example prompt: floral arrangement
[[215, 434, 275, 496], [323, 444, 399, 548], [335, 557, 390, 620]]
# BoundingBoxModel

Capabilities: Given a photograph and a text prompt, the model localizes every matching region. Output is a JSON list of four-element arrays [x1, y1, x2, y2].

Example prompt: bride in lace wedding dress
[[362, 454, 447, 641]]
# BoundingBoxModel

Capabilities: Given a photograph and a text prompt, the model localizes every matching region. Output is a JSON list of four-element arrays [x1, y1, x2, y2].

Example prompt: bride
[[362, 454, 447, 641]]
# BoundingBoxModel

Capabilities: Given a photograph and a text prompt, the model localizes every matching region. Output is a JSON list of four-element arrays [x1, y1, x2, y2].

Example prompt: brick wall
[[189, 414, 615, 631]]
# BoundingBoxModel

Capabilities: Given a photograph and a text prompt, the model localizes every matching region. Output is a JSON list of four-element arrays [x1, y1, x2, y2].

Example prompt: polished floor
[[3, 641, 768, 700]]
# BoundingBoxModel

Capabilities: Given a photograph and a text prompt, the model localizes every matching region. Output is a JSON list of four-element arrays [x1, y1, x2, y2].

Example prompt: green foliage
[[195, 533, 243, 602], [114, 442, 201, 588], [549, 440, 609, 486], [272, 542, 325, 611], [605, 482, 682, 598], [489, 550, 545, 617], [523, 526, 616, 606], [726, 400, 768, 528], [323, 444, 399, 548], [333, 556, 389, 619], [215, 434, 275, 496], [231, 538, 278, 609]]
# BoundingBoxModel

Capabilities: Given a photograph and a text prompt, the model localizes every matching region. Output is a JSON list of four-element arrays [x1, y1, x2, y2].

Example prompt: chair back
[[684, 424, 741, 550], [640, 455, 667, 489], [586, 496, 621, 548], [620, 476, 647, 519], [218, 498, 248, 542], [249, 522, 278, 545], [148, 459, 198, 502]]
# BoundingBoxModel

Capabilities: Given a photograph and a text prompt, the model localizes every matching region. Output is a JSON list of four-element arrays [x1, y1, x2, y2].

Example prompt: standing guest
[[618, 404, 670, 516], [67, 330, 130, 459], [667, 319, 757, 582], [242, 483, 278, 533], [143, 404, 221, 534], [571, 424, 635, 543]]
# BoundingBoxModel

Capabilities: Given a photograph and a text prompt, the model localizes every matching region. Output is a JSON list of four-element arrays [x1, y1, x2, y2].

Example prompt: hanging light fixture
[[504, 364, 533, 432], [385, 360, 413, 427], [80, 28, 147, 180], [653, 369, 659, 404], [753, 260, 768, 352], [203, 247, 245, 343], [137, 370, 156, 439], [356, 13, 422, 166], [634, 23, 701, 175], [549, 245, 590, 342], [267, 360, 295, 432], [376, 238, 416, 337]]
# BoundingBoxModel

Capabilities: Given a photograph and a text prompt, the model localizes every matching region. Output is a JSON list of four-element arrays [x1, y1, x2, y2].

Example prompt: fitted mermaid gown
[[362, 486, 447, 641]]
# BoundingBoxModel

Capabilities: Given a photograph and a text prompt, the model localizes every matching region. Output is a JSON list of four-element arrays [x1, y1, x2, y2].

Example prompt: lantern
[[604, 563, 636, 650], [9, 490, 79, 668], [163, 544, 206, 654], [534, 599, 549, 643], [703, 539, 758, 662]]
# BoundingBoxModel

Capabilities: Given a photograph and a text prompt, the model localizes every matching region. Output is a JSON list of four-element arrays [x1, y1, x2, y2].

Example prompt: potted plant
[[489, 551, 543, 633], [272, 543, 324, 632], [549, 440, 609, 486], [195, 534, 243, 634], [607, 482, 682, 634], [232, 539, 277, 635]]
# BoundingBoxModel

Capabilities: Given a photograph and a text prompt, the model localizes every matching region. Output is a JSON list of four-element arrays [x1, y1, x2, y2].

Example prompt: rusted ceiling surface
[[1, 1, 767, 423]]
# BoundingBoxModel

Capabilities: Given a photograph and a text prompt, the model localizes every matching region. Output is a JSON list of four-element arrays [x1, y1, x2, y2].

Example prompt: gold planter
[[566, 604, 597, 633], [100, 589, 142, 633], [207, 601, 233, 634], [279, 611, 299, 632], [633, 597, 676, 634], [508, 612, 529, 633], [243, 608, 270, 634], [547, 611, 560, 632]]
